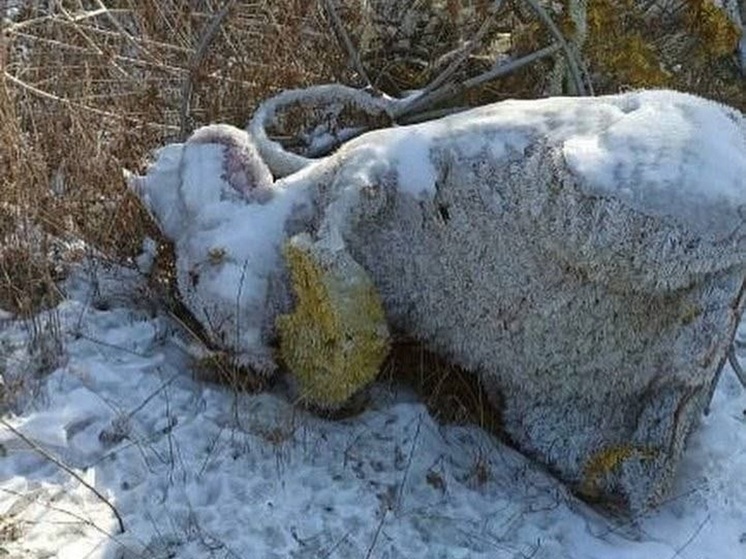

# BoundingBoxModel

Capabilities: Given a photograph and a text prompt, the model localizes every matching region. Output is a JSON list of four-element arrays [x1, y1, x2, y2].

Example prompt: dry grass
[[0, 0, 349, 315], [0, 1, 547, 408], [381, 339, 504, 436]]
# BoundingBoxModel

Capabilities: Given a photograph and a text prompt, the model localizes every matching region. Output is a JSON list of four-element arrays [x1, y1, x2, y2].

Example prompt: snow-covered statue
[[130, 86, 746, 514]]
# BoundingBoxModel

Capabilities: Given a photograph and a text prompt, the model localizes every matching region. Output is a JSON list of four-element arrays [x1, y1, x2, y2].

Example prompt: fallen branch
[[395, 42, 562, 118]]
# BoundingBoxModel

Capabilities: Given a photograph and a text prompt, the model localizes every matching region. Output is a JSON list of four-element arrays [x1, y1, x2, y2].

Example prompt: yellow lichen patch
[[277, 237, 390, 409], [580, 444, 659, 499], [685, 0, 741, 58], [679, 302, 703, 326]]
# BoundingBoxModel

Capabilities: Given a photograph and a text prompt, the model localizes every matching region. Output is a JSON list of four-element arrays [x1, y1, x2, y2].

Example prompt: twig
[[463, 43, 561, 89], [322, 0, 371, 88], [519, 0, 588, 95], [396, 412, 423, 511], [126, 371, 181, 420], [3, 71, 178, 131], [1, 9, 108, 36], [398, 105, 469, 125], [319, 529, 353, 559], [3, 28, 195, 80], [91, 0, 158, 65], [728, 344, 746, 388], [179, 0, 235, 140], [669, 513, 709, 559], [74, 332, 154, 359], [234, 258, 250, 357], [364, 509, 388, 559], [55, 1, 129, 79], [0, 419, 126, 534]]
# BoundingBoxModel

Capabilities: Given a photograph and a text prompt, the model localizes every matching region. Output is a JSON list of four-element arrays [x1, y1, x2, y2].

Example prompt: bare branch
[[321, 0, 372, 88], [179, 0, 235, 140], [519, 0, 589, 95], [422, 0, 505, 96]]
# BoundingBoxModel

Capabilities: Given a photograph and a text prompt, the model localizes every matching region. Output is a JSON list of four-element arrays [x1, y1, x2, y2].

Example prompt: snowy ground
[[0, 263, 745, 559]]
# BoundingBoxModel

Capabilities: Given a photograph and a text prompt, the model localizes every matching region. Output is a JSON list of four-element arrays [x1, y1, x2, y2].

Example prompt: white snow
[[323, 89, 746, 238], [0, 260, 745, 559], [561, 91, 746, 220], [389, 129, 438, 198], [134, 138, 313, 369]]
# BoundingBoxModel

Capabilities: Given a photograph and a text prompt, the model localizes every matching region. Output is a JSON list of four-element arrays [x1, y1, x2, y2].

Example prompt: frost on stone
[[134, 88, 746, 514], [248, 84, 396, 178]]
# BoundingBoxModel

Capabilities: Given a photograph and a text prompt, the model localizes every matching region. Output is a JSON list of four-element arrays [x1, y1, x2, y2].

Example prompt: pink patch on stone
[[188, 124, 274, 203]]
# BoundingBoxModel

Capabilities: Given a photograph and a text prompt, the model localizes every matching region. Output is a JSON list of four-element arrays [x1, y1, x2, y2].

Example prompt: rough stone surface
[[283, 91, 746, 512], [136, 90, 746, 513]]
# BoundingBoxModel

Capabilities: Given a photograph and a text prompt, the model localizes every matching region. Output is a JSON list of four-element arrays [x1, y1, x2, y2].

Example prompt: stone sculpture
[[131, 87, 746, 513]]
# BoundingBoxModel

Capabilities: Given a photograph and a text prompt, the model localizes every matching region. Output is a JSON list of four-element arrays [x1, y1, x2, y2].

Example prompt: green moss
[[277, 238, 390, 409], [581, 0, 742, 99]]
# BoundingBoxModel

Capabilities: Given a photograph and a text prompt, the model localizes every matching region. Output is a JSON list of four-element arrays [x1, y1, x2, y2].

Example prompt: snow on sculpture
[[129, 125, 314, 374], [131, 87, 746, 513]]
